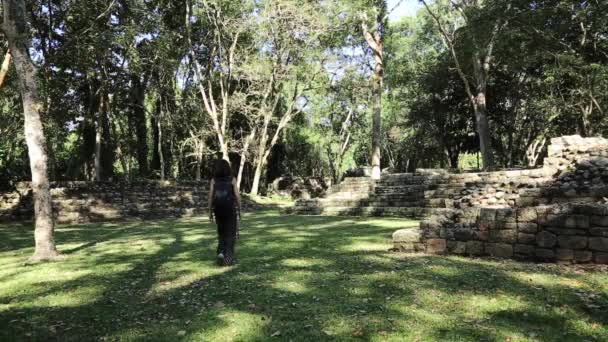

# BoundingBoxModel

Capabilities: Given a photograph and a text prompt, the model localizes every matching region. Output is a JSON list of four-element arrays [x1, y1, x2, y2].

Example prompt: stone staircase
[[291, 172, 453, 218]]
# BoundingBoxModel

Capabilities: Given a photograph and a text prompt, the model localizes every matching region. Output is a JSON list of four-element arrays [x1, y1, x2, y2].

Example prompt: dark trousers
[[214, 208, 237, 264]]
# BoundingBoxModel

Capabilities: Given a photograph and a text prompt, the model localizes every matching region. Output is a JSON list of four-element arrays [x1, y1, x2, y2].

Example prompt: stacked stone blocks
[[400, 135, 608, 264], [0, 181, 211, 223]]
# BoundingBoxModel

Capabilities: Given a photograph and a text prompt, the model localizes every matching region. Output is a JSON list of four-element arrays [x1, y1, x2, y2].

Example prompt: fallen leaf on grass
[[177, 331, 186, 336], [271, 330, 281, 337]]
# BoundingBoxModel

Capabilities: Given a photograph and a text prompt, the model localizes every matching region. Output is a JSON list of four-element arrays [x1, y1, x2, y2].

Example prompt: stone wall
[[392, 135, 608, 264], [396, 204, 608, 264], [0, 181, 211, 223]]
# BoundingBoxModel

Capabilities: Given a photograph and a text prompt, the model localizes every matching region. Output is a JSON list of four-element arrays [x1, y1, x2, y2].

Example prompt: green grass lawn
[[1, 210, 607, 341]]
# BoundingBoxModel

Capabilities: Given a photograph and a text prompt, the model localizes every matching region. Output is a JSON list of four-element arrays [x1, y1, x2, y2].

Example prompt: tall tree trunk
[[195, 142, 204, 182], [250, 116, 270, 198], [237, 128, 256, 190], [370, 55, 382, 180], [157, 103, 165, 181], [2, 0, 59, 260], [111, 115, 129, 179], [94, 111, 102, 181], [100, 91, 114, 178], [250, 157, 264, 198], [94, 88, 106, 181], [130, 74, 149, 177], [361, 8, 385, 180], [474, 94, 493, 169], [0, 49, 11, 89]]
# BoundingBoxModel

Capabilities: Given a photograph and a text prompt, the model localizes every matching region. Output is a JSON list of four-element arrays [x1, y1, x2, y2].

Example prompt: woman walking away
[[208, 159, 241, 266]]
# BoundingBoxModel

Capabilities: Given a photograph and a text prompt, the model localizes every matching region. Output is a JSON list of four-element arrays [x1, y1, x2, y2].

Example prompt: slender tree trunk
[[250, 116, 270, 197], [130, 75, 149, 177], [250, 157, 264, 198], [195, 143, 203, 182], [370, 54, 382, 180], [237, 128, 256, 190], [157, 115, 165, 181], [94, 87, 106, 181], [2, 0, 59, 260], [94, 111, 102, 181], [361, 10, 384, 180], [474, 90, 494, 169], [0, 49, 11, 89]]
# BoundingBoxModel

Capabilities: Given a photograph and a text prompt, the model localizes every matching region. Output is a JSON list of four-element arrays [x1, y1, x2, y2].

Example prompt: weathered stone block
[[439, 228, 455, 239], [495, 208, 514, 220], [591, 216, 608, 227], [447, 241, 466, 254], [478, 221, 494, 231], [453, 228, 475, 241], [517, 233, 536, 245], [514, 244, 535, 256], [503, 223, 518, 230], [394, 242, 415, 252], [590, 227, 608, 237], [589, 237, 608, 252], [476, 230, 489, 241], [485, 243, 513, 258], [542, 214, 564, 227], [564, 215, 590, 229], [516, 207, 538, 222], [546, 227, 584, 236], [489, 230, 517, 244], [518, 222, 538, 233], [466, 241, 484, 256], [535, 248, 556, 260], [557, 236, 588, 250], [556, 249, 574, 261], [536, 231, 557, 248], [594, 253, 608, 264], [393, 229, 422, 243], [479, 208, 496, 221], [574, 250, 593, 263], [414, 243, 426, 252], [427, 239, 447, 254]]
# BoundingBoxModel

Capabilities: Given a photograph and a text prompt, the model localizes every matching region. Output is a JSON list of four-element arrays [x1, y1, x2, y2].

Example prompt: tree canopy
[[1, 0, 607, 192]]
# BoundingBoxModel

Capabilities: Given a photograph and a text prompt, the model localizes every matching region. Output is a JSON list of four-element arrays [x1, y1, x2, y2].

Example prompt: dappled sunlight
[[508, 270, 588, 290], [190, 310, 268, 341], [151, 264, 231, 295], [341, 240, 392, 252], [281, 257, 331, 268], [270, 280, 310, 294]]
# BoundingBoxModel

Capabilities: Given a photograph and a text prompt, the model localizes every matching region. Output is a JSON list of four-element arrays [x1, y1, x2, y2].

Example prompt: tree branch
[[421, 0, 476, 107]]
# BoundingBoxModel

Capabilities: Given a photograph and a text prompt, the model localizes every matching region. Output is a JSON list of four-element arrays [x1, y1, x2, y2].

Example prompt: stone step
[[313, 199, 426, 207], [318, 206, 429, 218], [374, 186, 428, 193]]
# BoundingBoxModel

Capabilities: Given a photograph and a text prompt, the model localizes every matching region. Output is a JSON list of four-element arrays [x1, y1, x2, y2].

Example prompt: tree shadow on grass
[[0, 211, 606, 341]]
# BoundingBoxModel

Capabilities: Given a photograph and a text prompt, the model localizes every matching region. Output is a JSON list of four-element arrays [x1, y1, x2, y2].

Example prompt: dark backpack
[[213, 178, 235, 212]]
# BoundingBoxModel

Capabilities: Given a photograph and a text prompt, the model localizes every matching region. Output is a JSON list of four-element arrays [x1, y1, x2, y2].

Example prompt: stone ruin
[[395, 135, 608, 264], [0, 181, 213, 223], [268, 176, 328, 200], [291, 135, 608, 264]]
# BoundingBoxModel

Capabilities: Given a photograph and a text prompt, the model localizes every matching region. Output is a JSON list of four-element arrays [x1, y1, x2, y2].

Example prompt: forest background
[[1, 0, 606, 197]]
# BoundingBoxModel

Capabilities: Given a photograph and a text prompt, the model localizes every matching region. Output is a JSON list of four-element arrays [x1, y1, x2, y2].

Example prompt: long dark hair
[[213, 159, 232, 179]]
